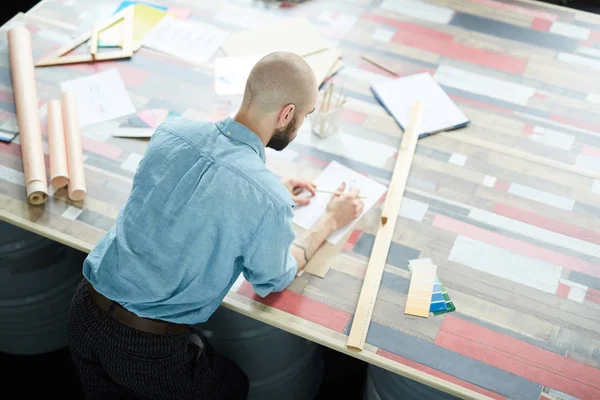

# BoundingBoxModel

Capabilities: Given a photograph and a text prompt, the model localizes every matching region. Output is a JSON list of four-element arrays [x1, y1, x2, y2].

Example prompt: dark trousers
[[67, 278, 249, 400]]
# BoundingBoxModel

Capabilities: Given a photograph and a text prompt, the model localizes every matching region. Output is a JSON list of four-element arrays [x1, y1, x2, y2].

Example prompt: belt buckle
[[186, 330, 205, 361]]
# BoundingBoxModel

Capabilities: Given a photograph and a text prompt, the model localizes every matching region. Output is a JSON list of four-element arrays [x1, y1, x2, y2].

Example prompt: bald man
[[67, 51, 363, 400]]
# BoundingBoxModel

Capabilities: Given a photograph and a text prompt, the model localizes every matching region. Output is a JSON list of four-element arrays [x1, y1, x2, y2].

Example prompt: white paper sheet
[[371, 72, 470, 137], [111, 127, 155, 138], [214, 55, 261, 95], [142, 16, 229, 64], [292, 161, 387, 244], [60, 68, 136, 127]]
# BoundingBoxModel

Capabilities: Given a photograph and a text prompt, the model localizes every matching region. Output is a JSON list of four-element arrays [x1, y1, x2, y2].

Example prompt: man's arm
[[290, 214, 336, 270], [290, 183, 364, 271]]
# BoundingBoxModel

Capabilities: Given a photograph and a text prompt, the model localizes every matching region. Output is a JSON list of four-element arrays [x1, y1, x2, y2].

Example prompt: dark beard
[[267, 115, 297, 151]]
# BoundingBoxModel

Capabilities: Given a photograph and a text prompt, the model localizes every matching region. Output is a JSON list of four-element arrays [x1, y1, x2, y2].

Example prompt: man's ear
[[278, 104, 295, 127]]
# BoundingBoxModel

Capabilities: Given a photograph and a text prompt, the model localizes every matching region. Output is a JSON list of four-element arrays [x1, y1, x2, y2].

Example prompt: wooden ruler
[[346, 100, 424, 351]]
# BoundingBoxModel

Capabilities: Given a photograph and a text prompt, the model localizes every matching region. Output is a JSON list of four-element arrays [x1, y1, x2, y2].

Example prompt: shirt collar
[[215, 117, 266, 162]]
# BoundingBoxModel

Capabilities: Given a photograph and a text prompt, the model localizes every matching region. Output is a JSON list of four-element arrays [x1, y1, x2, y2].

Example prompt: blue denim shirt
[[83, 116, 298, 324]]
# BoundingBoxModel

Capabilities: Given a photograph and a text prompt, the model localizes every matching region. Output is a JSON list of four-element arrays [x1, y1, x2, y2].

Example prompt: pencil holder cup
[[310, 106, 342, 138]]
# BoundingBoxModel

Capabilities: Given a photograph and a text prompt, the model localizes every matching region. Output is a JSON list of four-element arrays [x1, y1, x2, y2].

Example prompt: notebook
[[371, 72, 470, 138]]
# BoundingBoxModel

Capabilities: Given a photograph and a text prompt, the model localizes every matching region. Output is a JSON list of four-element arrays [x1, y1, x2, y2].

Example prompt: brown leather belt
[[88, 284, 188, 336]]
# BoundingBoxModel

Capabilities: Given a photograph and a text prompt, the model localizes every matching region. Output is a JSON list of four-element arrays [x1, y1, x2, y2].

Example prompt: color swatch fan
[[407, 258, 456, 316]]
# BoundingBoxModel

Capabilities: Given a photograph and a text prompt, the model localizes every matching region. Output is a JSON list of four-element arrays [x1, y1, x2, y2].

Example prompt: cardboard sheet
[[304, 48, 343, 87], [221, 16, 329, 58], [300, 225, 354, 278], [214, 48, 342, 96]]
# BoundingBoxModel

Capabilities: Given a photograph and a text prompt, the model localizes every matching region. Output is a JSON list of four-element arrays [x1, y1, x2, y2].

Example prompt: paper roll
[[61, 92, 86, 201], [47, 99, 69, 189], [7, 26, 48, 205]]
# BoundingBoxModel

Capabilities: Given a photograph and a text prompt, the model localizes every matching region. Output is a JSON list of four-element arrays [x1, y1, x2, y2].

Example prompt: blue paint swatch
[[113, 0, 167, 14], [430, 276, 447, 313]]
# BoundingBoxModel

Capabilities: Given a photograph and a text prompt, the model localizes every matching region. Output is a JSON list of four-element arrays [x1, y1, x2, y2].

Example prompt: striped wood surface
[[1, 0, 600, 398]]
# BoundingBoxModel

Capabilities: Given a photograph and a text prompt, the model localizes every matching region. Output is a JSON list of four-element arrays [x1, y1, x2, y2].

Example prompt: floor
[[0, 0, 598, 399], [1, 344, 368, 399]]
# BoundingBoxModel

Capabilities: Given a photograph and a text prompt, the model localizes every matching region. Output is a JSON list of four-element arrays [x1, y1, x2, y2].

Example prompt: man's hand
[[280, 177, 317, 206], [290, 181, 364, 271], [324, 182, 364, 231]]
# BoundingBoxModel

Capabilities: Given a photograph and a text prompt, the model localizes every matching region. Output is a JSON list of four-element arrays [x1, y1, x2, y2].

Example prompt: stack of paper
[[98, 2, 167, 50], [216, 16, 343, 93], [94, 1, 193, 51]]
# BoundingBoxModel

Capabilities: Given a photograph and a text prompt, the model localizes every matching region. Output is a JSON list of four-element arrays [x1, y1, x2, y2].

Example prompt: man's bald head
[[242, 51, 318, 115], [235, 51, 319, 151]]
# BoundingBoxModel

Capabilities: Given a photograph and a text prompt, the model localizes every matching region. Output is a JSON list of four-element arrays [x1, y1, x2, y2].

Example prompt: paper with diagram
[[59, 68, 136, 127], [142, 16, 228, 64], [292, 161, 387, 245], [214, 55, 261, 95]]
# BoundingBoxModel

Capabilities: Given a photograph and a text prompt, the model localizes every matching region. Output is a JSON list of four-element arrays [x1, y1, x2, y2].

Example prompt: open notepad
[[371, 72, 469, 138], [292, 161, 387, 245]]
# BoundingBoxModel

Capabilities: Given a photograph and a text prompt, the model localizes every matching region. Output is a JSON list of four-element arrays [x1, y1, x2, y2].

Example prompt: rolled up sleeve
[[242, 205, 298, 297]]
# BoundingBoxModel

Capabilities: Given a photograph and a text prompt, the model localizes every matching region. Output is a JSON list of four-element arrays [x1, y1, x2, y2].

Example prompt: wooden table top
[[1, 0, 600, 398]]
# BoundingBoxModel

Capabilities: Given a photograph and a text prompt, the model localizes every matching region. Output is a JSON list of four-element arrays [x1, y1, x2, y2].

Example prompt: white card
[[60, 68, 136, 127], [292, 161, 387, 244]]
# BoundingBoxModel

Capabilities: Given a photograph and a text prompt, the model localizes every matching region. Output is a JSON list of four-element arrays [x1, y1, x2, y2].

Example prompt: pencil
[[324, 83, 334, 112], [316, 189, 367, 199], [360, 54, 399, 76]]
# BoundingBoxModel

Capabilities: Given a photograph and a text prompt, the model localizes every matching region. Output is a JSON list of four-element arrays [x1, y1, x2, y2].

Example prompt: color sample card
[[409, 258, 456, 316], [429, 275, 447, 313], [405, 260, 438, 317], [433, 283, 456, 315]]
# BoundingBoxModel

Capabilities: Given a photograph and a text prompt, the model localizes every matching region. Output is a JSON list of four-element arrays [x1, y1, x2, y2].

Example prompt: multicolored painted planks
[[436, 315, 600, 399], [1, 0, 600, 398]]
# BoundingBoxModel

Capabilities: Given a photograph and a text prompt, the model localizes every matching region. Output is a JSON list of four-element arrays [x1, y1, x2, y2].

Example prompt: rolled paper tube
[[7, 26, 48, 205], [61, 91, 86, 201], [47, 99, 69, 189]]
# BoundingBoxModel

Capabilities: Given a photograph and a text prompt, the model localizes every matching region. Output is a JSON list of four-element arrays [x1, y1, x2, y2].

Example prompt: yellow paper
[[98, 3, 167, 51]]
